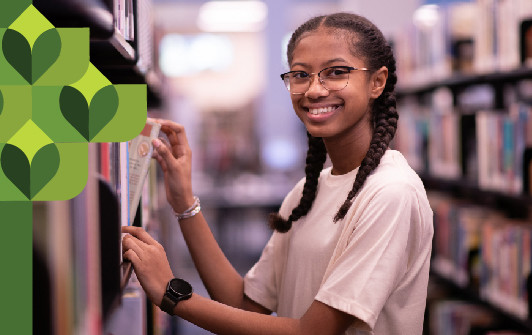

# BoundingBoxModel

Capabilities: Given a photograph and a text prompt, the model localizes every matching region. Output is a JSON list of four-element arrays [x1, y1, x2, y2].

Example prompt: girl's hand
[[150, 119, 196, 213], [122, 226, 175, 306]]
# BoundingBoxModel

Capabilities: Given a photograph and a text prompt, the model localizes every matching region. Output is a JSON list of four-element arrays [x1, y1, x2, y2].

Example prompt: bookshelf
[[393, 1, 532, 333], [33, 0, 163, 108], [27, 1, 170, 334]]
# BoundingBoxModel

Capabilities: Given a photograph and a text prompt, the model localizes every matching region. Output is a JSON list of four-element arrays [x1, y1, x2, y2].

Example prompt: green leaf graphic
[[30, 143, 59, 198], [1, 144, 30, 199], [60, 85, 119, 141], [32, 28, 61, 84], [0, 143, 60, 200], [60, 85, 90, 140], [2, 29, 31, 84], [89, 85, 118, 140]]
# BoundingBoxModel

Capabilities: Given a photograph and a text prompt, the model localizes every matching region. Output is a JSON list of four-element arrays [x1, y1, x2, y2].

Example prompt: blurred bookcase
[[392, 0, 532, 333], [30, 1, 173, 334]]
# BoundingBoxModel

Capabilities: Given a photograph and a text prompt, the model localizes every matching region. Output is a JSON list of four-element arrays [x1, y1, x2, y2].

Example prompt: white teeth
[[308, 106, 336, 115]]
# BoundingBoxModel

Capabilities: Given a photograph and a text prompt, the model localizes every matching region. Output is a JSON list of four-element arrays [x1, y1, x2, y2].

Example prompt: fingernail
[[152, 138, 161, 148]]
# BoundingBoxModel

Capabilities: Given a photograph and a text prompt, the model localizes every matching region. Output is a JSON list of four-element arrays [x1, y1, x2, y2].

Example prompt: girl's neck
[[324, 127, 372, 176]]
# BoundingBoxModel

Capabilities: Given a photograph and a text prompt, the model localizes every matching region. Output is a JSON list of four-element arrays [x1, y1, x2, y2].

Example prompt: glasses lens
[[284, 72, 309, 94], [320, 67, 350, 91]]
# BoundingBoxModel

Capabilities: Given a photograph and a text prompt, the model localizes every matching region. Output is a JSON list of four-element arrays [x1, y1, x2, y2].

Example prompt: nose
[[305, 74, 329, 98]]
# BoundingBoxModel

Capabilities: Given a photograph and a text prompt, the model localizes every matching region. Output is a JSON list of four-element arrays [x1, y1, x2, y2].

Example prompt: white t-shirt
[[244, 150, 433, 335]]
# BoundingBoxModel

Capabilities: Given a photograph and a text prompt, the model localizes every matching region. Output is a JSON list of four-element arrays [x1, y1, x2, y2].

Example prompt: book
[[128, 120, 161, 225]]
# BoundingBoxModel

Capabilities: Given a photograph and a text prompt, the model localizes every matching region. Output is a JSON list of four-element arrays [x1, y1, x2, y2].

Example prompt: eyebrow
[[291, 58, 349, 69]]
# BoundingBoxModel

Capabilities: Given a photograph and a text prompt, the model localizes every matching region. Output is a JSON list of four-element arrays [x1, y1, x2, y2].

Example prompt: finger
[[122, 226, 159, 246], [122, 234, 146, 258], [158, 121, 190, 153], [123, 249, 141, 264], [158, 136, 171, 150], [152, 138, 177, 169], [151, 148, 168, 172]]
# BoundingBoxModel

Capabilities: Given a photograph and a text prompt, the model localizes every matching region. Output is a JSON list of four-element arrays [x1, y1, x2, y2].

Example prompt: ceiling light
[[197, 1, 268, 33]]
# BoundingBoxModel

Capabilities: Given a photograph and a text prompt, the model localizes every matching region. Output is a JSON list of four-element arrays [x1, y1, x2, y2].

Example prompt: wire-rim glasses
[[280, 66, 369, 95]]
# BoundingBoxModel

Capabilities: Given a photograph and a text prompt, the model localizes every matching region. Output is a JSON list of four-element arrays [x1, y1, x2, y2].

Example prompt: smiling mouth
[[307, 106, 340, 115]]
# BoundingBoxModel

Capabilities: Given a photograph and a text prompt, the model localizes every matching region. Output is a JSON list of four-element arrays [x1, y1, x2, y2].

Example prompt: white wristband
[[173, 196, 201, 222]]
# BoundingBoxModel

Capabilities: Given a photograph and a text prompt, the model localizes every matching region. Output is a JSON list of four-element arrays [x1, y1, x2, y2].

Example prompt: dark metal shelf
[[397, 67, 532, 96], [33, 0, 114, 39], [420, 174, 531, 219]]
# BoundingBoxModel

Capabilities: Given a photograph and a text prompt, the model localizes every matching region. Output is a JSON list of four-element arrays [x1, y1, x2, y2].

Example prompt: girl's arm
[[122, 225, 354, 335], [146, 119, 265, 311]]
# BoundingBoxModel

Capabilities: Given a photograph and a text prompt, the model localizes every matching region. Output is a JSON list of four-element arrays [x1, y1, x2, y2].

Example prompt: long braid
[[269, 133, 326, 232], [270, 12, 399, 232]]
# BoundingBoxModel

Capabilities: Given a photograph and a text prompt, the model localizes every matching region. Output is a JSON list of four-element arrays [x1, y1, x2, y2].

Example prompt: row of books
[[395, 101, 532, 195], [476, 104, 532, 194], [430, 193, 532, 320], [114, 0, 136, 42], [394, 0, 532, 89], [428, 299, 528, 335]]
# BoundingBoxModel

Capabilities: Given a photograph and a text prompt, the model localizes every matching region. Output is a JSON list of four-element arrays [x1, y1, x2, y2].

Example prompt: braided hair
[[269, 12, 399, 232]]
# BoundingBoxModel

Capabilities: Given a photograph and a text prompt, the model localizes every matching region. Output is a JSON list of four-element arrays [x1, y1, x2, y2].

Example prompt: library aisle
[[17, 0, 532, 334]]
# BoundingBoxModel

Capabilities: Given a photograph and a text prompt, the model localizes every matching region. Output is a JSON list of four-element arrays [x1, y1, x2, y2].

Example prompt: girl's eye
[[326, 68, 349, 77], [292, 71, 308, 79]]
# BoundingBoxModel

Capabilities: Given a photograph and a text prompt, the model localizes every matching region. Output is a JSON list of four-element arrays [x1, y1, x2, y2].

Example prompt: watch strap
[[160, 293, 177, 315]]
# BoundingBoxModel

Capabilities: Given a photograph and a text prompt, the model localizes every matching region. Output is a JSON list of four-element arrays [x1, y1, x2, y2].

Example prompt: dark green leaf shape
[[2, 28, 61, 84], [89, 85, 119, 141], [30, 143, 60, 199], [0, 90, 3, 116], [0, 143, 60, 200], [60, 86, 90, 140], [1, 144, 30, 199], [2, 29, 31, 84], [32, 28, 61, 84], [60, 85, 119, 141]]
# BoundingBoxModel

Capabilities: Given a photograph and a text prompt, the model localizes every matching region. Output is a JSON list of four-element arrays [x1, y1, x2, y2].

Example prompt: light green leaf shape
[[32, 28, 61, 84]]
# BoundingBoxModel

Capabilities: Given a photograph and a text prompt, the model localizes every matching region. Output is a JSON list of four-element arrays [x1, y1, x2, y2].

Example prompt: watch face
[[168, 278, 193, 302]]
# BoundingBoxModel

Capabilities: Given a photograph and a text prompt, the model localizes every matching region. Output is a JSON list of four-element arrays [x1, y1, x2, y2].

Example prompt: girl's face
[[289, 28, 387, 143]]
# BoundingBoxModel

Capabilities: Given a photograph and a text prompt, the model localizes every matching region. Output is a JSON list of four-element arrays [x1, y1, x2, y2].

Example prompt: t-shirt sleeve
[[315, 182, 419, 329]]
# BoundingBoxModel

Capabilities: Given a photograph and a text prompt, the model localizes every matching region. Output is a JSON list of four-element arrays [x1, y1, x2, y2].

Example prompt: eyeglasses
[[280, 66, 369, 95]]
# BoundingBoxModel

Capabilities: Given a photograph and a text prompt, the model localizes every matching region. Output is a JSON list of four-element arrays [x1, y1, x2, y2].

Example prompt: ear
[[369, 66, 388, 99]]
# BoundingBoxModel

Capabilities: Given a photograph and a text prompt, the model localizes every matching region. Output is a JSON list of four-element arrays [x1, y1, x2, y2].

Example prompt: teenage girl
[[122, 12, 433, 335]]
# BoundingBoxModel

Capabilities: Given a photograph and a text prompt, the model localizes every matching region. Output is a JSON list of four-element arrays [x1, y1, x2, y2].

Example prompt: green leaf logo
[[60, 85, 119, 141], [2, 28, 61, 84], [1, 143, 60, 199]]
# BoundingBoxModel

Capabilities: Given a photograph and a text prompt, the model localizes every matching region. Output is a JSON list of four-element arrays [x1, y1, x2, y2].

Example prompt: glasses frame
[[280, 65, 369, 95]]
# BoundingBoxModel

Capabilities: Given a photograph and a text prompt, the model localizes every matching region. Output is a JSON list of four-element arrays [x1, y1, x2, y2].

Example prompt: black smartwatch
[[160, 278, 193, 314]]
